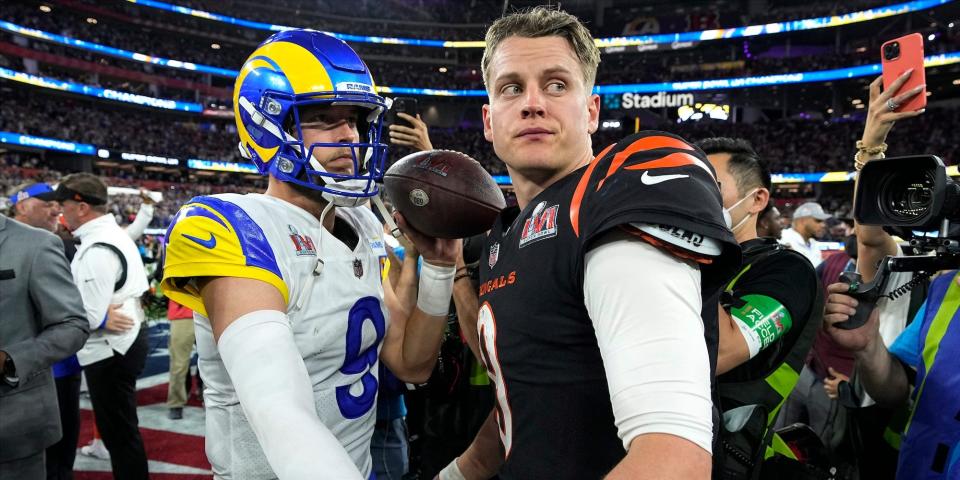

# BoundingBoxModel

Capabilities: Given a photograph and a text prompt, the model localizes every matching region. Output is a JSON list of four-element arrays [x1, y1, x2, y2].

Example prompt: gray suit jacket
[[0, 215, 89, 462]]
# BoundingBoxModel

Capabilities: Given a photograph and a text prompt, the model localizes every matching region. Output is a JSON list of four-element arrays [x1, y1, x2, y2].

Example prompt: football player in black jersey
[[698, 138, 822, 478], [437, 7, 741, 480]]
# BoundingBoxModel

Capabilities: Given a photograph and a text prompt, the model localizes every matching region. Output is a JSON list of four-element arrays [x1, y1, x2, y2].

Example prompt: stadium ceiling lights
[[2, 48, 959, 101], [125, 0, 951, 49], [0, 21, 239, 77], [6, 19, 960, 97], [0, 67, 202, 111], [4, 26, 960, 101]]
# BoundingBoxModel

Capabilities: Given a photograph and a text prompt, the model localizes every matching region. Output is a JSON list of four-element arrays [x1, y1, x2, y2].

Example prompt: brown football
[[383, 150, 506, 239]]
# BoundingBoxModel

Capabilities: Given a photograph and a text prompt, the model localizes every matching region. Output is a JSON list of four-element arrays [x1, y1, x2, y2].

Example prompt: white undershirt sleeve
[[125, 203, 155, 241], [217, 310, 363, 479], [583, 231, 715, 454]]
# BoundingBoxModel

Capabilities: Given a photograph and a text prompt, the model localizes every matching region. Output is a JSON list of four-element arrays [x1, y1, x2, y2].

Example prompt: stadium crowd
[[4, 83, 958, 178]]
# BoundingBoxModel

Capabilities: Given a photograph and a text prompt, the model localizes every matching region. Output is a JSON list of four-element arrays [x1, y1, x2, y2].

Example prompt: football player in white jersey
[[161, 29, 459, 480]]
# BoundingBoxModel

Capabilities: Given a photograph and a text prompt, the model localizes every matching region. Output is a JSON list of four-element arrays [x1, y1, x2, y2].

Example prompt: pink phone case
[[881, 33, 927, 112]]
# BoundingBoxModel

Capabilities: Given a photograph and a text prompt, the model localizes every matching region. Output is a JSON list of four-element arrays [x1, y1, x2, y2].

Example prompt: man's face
[[804, 217, 827, 239], [59, 199, 84, 231], [482, 36, 600, 181], [15, 197, 61, 232], [831, 222, 853, 238], [295, 105, 363, 176], [758, 210, 783, 239], [707, 153, 740, 210]]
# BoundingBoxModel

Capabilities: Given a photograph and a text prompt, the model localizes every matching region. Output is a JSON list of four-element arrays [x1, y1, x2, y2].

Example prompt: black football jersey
[[478, 131, 741, 479]]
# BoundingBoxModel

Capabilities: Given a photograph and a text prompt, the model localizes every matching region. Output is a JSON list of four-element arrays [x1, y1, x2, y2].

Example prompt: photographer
[[824, 72, 959, 479]]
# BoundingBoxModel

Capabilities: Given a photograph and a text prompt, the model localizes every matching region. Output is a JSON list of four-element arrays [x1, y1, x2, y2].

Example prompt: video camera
[[836, 155, 960, 329]]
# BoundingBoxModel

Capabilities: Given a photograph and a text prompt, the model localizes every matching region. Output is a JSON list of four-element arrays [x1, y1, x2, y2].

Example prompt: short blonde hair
[[481, 6, 601, 93]]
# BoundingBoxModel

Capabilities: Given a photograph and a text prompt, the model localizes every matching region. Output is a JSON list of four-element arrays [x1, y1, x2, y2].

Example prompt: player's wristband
[[417, 261, 456, 316], [438, 457, 467, 480]]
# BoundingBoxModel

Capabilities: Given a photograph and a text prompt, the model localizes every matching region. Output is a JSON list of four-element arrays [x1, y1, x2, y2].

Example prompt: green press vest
[[714, 240, 823, 480]]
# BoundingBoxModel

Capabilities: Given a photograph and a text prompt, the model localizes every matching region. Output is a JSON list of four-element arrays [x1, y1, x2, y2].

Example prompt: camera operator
[[824, 72, 959, 479]]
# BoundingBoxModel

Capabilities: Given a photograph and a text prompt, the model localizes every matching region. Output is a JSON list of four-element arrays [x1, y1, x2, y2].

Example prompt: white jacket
[[71, 214, 149, 365]]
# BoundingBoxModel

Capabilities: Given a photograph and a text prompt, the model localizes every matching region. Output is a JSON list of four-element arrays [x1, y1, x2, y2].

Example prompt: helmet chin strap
[[307, 148, 399, 237], [306, 149, 399, 237], [371, 194, 402, 239]]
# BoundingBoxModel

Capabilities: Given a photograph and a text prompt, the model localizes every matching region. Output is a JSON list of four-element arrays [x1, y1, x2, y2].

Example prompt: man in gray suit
[[0, 213, 89, 479]]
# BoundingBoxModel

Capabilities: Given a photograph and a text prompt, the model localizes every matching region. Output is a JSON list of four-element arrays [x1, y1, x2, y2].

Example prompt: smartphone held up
[[881, 33, 927, 113]]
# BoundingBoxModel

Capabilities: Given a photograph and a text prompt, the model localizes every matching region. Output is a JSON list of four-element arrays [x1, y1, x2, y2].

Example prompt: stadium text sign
[[121, 152, 179, 166], [620, 92, 695, 109]]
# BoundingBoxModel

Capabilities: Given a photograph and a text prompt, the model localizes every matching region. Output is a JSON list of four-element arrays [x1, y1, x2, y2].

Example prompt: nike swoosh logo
[[641, 171, 689, 185], [182, 232, 217, 249]]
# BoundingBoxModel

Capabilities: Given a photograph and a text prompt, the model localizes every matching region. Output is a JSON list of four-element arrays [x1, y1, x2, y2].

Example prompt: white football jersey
[[162, 193, 388, 479]]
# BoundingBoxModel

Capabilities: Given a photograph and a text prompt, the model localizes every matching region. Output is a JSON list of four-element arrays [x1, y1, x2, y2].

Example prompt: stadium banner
[[202, 108, 235, 119], [771, 172, 858, 183], [0, 21, 239, 77], [123, 0, 950, 48], [120, 152, 180, 166], [6, 19, 957, 97], [0, 67, 204, 112], [604, 92, 698, 110], [595, 52, 960, 94], [187, 159, 259, 173], [491, 175, 511, 186], [0, 131, 95, 155], [603, 41, 700, 54], [377, 52, 960, 97], [594, 0, 951, 48]]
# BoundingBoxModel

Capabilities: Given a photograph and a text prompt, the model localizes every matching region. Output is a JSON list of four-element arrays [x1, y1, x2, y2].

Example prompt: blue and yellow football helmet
[[234, 29, 389, 206]]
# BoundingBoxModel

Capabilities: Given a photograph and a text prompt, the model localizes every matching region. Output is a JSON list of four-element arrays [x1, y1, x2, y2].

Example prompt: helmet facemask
[[239, 90, 390, 207]]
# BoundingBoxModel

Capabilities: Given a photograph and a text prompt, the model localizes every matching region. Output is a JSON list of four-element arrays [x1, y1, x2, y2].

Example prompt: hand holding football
[[383, 150, 506, 239]]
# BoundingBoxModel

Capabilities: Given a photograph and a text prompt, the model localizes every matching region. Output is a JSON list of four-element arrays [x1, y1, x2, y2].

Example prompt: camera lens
[[884, 42, 901, 61], [880, 169, 935, 222]]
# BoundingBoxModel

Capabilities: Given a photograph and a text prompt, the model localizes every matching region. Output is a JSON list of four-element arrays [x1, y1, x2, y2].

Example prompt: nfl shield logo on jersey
[[488, 242, 500, 268]]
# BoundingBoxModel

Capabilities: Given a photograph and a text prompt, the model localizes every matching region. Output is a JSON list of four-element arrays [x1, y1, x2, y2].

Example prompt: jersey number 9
[[478, 302, 514, 458], [336, 296, 386, 419]]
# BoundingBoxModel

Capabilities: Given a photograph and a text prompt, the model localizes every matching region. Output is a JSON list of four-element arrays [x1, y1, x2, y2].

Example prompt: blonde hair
[[481, 6, 601, 93]]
